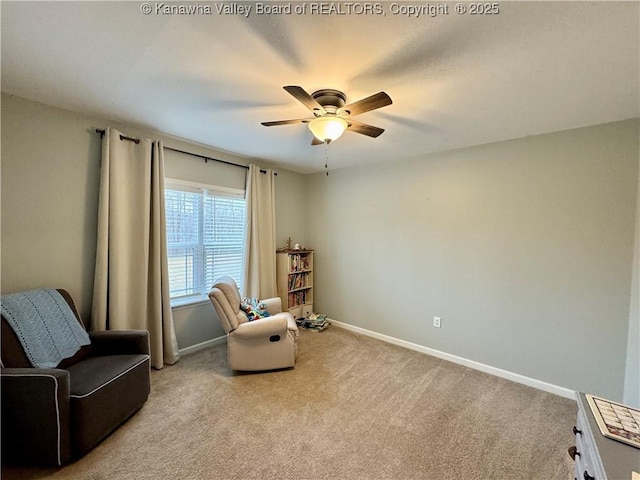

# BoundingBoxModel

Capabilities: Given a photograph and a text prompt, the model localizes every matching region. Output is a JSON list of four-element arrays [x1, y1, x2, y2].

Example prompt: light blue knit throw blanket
[[1, 289, 91, 368]]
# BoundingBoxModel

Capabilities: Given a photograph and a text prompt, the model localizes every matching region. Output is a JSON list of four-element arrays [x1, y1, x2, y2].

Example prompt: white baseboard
[[179, 335, 226, 356], [330, 319, 576, 400]]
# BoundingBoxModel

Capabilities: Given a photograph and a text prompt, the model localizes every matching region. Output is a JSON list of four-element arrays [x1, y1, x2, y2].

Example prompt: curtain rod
[[95, 129, 276, 175]]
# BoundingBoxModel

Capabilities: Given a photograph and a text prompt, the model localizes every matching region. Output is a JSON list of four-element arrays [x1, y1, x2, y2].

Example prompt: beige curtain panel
[[92, 128, 180, 368], [243, 164, 277, 299]]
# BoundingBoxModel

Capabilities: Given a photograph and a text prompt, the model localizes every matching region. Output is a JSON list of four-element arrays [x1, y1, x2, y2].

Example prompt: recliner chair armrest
[[89, 330, 150, 356], [260, 297, 283, 315], [1, 367, 71, 466], [232, 315, 288, 339]]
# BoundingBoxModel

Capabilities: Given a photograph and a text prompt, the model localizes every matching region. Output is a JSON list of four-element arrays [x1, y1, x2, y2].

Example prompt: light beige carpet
[[2, 327, 577, 479]]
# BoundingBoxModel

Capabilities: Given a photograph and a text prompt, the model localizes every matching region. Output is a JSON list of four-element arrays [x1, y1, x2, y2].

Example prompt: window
[[164, 179, 245, 303]]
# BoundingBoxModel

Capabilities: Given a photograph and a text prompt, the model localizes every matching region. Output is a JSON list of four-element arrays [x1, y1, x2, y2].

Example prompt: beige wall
[[274, 168, 307, 250], [0, 93, 307, 349], [1, 95, 102, 318], [305, 119, 639, 401]]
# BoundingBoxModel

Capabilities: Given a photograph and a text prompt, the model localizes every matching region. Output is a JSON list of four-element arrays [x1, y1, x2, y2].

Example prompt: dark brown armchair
[[1, 289, 151, 466]]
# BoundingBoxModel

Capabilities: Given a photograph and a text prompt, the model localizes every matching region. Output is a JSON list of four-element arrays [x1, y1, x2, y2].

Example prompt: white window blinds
[[165, 180, 245, 301]]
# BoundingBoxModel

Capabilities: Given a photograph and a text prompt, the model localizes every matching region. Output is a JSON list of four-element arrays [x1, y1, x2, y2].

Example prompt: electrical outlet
[[433, 316, 441, 328]]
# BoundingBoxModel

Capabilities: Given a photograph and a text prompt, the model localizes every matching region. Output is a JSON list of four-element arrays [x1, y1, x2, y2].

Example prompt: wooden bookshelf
[[276, 250, 313, 321]]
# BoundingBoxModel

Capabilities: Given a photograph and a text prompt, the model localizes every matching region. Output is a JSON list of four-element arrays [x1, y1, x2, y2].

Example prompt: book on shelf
[[288, 272, 308, 290], [288, 290, 309, 306], [288, 254, 310, 272]]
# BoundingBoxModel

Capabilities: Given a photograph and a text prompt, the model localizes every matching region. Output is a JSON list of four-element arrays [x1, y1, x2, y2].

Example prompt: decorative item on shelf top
[[277, 237, 307, 253], [277, 236, 294, 252]]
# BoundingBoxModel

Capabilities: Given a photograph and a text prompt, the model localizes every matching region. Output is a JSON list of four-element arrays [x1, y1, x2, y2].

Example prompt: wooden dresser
[[569, 392, 640, 480]]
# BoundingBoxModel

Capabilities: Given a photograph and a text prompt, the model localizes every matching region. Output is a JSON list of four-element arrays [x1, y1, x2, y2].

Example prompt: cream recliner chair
[[208, 276, 298, 371]]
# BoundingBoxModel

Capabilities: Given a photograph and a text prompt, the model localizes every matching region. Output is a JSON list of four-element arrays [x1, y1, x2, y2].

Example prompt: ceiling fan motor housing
[[311, 89, 347, 112]]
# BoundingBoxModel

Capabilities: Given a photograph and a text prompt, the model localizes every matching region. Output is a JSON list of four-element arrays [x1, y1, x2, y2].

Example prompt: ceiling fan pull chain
[[325, 141, 329, 176]]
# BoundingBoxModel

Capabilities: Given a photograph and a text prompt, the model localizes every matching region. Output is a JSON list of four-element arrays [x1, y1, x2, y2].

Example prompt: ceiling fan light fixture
[[308, 116, 348, 143]]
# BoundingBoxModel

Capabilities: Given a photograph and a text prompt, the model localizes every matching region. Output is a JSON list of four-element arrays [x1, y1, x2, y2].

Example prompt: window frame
[[164, 178, 246, 308]]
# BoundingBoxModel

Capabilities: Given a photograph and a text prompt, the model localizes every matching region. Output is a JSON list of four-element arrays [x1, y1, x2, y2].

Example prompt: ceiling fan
[[261, 86, 392, 145]]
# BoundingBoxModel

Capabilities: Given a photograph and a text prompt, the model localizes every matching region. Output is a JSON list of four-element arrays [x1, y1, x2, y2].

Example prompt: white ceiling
[[2, 1, 638, 173]]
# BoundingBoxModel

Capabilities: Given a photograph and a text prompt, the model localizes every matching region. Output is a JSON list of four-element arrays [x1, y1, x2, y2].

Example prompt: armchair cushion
[[68, 354, 150, 456], [209, 277, 245, 332]]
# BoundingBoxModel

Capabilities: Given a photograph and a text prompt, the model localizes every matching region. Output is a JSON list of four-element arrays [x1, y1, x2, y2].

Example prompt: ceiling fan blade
[[311, 136, 325, 146], [339, 92, 392, 116], [347, 119, 385, 138], [283, 86, 325, 114], [261, 118, 313, 126]]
